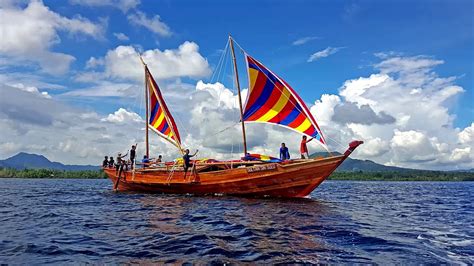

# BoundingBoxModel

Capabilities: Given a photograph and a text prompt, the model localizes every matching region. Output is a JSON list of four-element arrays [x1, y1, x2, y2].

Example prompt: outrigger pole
[[139, 56, 150, 158], [229, 35, 248, 155]]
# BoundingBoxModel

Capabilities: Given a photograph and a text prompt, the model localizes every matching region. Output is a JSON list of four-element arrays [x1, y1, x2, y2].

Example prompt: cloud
[[7, 83, 51, 98], [101, 108, 143, 123], [0, 80, 146, 164], [85, 57, 104, 69], [0, 83, 57, 126], [0, 1, 105, 75], [390, 130, 438, 163], [103, 42, 211, 81], [376, 55, 444, 75], [63, 81, 139, 97], [307, 47, 344, 62], [333, 102, 395, 125], [309, 54, 472, 170], [69, 0, 140, 12], [292, 36, 319, 46], [113, 32, 129, 41], [458, 123, 474, 145], [127, 10, 171, 37]]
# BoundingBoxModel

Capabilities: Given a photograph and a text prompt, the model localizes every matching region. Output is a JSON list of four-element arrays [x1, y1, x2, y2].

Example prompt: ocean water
[[0, 179, 472, 264]]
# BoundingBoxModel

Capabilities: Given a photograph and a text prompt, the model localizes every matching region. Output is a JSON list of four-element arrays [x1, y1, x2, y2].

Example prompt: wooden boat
[[103, 36, 362, 197]]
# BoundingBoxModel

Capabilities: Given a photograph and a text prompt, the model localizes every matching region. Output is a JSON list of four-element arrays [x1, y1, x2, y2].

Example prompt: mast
[[229, 35, 248, 155], [139, 56, 150, 158]]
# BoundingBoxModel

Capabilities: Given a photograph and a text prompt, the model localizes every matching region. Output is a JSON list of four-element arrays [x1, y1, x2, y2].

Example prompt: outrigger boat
[[103, 37, 362, 197]]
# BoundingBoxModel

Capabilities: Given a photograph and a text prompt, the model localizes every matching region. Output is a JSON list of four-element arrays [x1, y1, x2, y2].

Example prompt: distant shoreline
[[0, 168, 472, 181]]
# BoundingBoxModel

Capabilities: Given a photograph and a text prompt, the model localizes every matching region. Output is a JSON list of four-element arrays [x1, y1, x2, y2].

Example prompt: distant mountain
[[0, 152, 99, 171], [310, 152, 409, 172]]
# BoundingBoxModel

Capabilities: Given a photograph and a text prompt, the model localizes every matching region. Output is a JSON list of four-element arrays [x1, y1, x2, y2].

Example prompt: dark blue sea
[[0, 179, 472, 264]]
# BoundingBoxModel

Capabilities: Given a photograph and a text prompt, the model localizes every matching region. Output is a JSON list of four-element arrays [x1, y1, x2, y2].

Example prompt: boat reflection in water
[[125, 194, 332, 263]]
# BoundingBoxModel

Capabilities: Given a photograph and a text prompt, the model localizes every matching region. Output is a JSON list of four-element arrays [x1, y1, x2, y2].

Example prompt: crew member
[[300, 136, 313, 159], [183, 149, 198, 180], [279, 143, 290, 160]]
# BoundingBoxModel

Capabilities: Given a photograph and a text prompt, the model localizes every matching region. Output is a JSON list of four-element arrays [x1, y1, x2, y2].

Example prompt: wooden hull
[[104, 141, 362, 198]]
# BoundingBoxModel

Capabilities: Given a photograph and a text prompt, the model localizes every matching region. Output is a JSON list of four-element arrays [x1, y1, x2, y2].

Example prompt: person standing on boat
[[280, 143, 290, 160], [116, 152, 128, 174], [300, 136, 313, 159], [183, 149, 198, 180], [129, 144, 137, 169]]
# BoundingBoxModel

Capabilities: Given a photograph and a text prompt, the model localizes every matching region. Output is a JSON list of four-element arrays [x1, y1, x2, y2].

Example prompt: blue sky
[[0, 0, 473, 169], [40, 0, 473, 127]]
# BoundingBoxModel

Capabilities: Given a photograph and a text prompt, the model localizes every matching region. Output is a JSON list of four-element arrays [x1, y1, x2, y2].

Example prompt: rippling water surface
[[0, 179, 473, 264]]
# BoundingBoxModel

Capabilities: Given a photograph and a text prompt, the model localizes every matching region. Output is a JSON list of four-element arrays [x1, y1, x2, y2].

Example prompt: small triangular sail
[[146, 66, 182, 148], [243, 54, 326, 146]]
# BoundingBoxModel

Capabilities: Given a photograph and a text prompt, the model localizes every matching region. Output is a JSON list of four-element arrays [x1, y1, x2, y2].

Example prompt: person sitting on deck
[[183, 149, 198, 180], [142, 155, 150, 168], [108, 157, 114, 168], [149, 155, 163, 167], [279, 143, 290, 160], [102, 156, 108, 167], [300, 136, 313, 159]]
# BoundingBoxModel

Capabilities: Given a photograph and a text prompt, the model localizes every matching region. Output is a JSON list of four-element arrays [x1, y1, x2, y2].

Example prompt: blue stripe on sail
[[149, 104, 159, 124], [279, 107, 301, 126], [160, 122, 169, 133], [243, 76, 279, 120]]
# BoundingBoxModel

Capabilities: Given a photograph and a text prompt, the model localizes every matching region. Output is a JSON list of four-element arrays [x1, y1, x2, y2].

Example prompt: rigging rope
[[210, 40, 230, 83]]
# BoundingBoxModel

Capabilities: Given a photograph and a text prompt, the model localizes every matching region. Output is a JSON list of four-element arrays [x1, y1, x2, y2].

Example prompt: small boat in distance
[[103, 36, 362, 197]]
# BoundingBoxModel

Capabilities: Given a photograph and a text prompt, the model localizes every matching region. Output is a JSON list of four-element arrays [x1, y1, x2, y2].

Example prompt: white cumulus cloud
[[0, 0, 105, 75], [103, 42, 211, 81]]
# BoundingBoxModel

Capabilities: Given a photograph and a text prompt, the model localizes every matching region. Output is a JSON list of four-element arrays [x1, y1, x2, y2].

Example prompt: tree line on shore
[[0, 167, 473, 181], [330, 170, 474, 181], [0, 168, 107, 179]]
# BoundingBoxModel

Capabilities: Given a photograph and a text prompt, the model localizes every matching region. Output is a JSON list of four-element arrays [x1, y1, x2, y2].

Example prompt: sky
[[0, 0, 473, 170]]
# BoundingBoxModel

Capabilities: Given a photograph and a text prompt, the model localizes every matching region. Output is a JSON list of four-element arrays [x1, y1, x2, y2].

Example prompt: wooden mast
[[229, 35, 248, 155], [139, 56, 149, 158]]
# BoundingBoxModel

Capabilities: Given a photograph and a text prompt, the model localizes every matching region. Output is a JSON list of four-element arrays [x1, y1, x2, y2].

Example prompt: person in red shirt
[[300, 135, 313, 159]]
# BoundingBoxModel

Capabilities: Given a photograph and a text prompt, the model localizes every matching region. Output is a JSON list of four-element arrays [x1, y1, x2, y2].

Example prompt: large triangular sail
[[145, 66, 182, 149], [242, 54, 326, 146]]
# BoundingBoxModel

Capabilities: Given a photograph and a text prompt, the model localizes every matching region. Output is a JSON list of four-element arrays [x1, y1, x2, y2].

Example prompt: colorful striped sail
[[146, 66, 181, 148], [243, 54, 326, 145]]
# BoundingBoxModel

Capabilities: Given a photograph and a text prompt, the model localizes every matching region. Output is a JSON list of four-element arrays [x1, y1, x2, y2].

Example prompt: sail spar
[[146, 66, 182, 149], [242, 54, 326, 146]]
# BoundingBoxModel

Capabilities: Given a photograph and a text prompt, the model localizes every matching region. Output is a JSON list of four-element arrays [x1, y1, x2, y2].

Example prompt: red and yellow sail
[[146, 66, 181, 148], [243, 54, 326, 145]]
